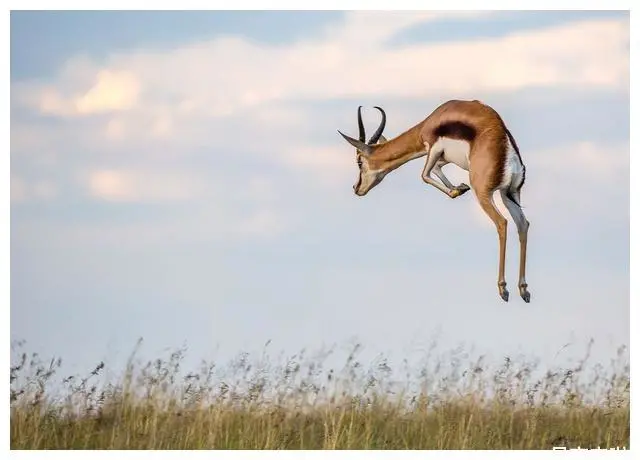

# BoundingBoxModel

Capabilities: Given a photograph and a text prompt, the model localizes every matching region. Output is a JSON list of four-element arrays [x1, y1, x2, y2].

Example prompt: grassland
[[10, 339, 630, 450]]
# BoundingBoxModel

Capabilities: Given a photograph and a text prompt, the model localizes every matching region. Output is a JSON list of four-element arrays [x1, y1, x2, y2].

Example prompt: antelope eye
[[357, 157, 362, 167]]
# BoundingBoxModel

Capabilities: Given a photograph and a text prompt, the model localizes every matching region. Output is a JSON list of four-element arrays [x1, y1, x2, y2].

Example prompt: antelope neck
[[372, 133, 425, 172]]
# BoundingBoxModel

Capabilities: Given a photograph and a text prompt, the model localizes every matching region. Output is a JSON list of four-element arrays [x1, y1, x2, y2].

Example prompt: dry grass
[[10, 339, 630, 450]]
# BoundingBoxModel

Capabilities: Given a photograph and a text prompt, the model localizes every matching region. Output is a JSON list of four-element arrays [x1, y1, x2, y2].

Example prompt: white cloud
[[10, 12, 629, 242], [86, 168, 207, 203], [79, 168, 288, 241], [36, 70, 140, 117], [13, 14, 629, 123], [10, 168, 289, 245], [323, 10, 492, 47], [74, 70, 140, 115]]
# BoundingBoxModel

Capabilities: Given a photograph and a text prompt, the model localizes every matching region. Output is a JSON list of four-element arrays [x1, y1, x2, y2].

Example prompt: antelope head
[[338, 106, 388, 196]]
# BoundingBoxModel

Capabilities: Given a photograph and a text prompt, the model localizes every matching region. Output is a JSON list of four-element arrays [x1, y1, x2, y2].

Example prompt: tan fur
[[368, 100, 507, 181], [342, 100, 531, 303]]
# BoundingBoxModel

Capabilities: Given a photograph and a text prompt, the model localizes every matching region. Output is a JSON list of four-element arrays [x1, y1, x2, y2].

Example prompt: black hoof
[[457, 184, 470, 195]]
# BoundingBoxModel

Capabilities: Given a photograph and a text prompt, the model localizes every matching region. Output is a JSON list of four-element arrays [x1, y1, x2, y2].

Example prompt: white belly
[[432, 137, 470, 171]]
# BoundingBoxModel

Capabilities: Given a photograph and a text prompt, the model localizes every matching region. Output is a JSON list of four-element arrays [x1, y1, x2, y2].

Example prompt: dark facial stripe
[[434, 121, 477, 141]]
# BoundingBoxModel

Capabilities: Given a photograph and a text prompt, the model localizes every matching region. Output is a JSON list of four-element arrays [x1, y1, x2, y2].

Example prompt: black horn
[[357, 106, 365, 142], [337, 130, 372, 155], [367, 106, 386, 145]]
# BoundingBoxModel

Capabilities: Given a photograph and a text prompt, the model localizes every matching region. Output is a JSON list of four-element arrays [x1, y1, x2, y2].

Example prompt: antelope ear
[[337, 130, 373, 155], [377, 134, 387, 144]]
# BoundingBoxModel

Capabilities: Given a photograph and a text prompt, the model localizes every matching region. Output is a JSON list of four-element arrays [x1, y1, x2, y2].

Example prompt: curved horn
[[357, 106, 365, 142], [337, 130, 372, 155], [367, 106, 386, 145]]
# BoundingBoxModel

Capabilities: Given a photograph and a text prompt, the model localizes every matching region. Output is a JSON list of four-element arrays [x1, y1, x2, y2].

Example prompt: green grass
[[10, 339, 630, 450]]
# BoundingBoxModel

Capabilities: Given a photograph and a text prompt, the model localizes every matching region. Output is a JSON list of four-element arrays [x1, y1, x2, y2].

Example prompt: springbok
[[338, 100, 530, 303]]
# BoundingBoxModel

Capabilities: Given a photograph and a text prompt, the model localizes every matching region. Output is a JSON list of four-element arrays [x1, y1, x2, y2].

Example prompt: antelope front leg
[[421, 150, 470, 199], [433, 163, 471, 196]]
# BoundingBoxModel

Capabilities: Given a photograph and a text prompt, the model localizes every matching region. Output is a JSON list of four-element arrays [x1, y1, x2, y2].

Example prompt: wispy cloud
[[38, 70, 140, 116], [10, 12, 630, 234], [14, 14, 628, 123], [86, 168, 206, 203]]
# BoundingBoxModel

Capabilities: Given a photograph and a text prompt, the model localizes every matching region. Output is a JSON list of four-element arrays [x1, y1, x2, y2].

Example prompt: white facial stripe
[[354, 156, 386, 195], [357, 170, 382, 189]]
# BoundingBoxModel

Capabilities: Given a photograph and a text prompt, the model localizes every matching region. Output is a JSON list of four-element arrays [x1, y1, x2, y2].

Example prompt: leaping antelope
[[338, 100, 530, 303]]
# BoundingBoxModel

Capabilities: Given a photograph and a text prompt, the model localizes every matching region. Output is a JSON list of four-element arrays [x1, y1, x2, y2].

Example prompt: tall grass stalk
[[10, 339, 630, 450]]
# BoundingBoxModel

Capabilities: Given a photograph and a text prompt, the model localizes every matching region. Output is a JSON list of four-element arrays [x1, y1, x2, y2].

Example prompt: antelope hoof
[[498, 283, 509, 302], [519, 285, 531, 303], [450, 184, 470, 199]]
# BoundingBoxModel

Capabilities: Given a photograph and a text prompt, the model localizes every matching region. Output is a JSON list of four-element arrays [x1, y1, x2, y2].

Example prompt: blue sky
[[10, 10, 629, 377]]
